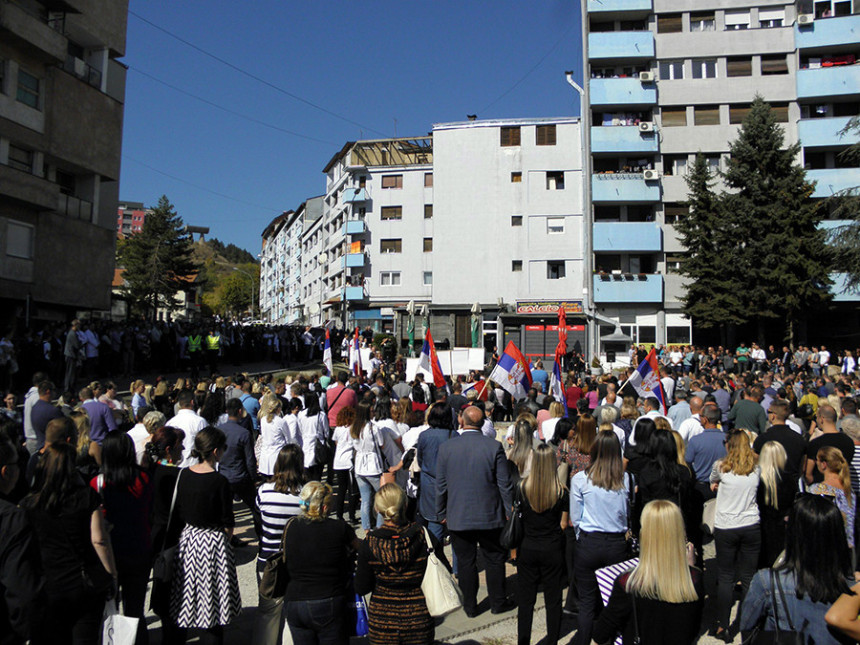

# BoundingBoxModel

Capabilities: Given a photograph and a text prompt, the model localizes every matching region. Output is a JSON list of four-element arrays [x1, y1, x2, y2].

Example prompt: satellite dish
[[308, 303, 320, 315], [406, 300, 415, 315], [317, 253, 327, 265]]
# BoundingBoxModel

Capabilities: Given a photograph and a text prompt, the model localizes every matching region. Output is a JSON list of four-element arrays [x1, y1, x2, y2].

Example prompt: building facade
[[0, 0, 128, 325], [116, 200, 149, 238], [583, 0, 860, 353]]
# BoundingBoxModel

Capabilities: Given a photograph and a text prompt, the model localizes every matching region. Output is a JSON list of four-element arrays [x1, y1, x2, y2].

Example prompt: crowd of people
[[3, 334, 860, 644]]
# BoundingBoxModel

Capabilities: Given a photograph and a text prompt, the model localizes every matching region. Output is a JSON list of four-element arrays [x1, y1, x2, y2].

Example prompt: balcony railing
[[58, 193, 93, 221], [63, 55, 102, 90]]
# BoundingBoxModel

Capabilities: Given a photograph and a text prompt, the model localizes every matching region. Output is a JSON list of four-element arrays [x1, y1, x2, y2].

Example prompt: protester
[[331, 406, 359, 523], [810, 446, 856, 549], [353, 402, 388, 530]]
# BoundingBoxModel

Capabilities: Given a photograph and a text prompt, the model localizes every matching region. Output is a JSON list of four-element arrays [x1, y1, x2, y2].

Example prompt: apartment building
[[584, 0, 860, 351], [116, 200, 149, 238], [0, 0, 128, 324]]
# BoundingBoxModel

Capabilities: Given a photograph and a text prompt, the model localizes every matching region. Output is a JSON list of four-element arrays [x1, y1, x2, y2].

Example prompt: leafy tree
[[826, 116, 860, 292], [721, 96, 831, 343], [116, 196, 198, 319], [201, 263, 259, 318]]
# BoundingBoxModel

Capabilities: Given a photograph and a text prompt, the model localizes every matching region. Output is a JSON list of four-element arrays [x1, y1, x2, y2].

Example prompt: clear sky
[[120, 1, 584, 255]]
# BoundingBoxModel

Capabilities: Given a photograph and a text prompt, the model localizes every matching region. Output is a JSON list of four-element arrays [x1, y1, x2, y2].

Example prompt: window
[[547, 261, 566, 280], [547, 217, 565, 234], [511, 215, 523, 226], [358, 176, 367, 188], [730, 104, 752, 124], [380, 271, 401, 286], [423, 272, 433, 285], [423, 238, 433, 252], [758, 7, 785, 27], [659, 60, 684, 80], [661, 106, 687, 127], [667, 326, 691, 345], [424, 204, 433, 219], [724, 10, 750, 29], [657, 13, 683, 33], [771, 102, 789, 123], [511, 172, 522, 183], [424, 172, 433, 187], [7, 144, 32, 173], [381, 174, 403, 189], [705, 155, 721, 172], [694, 105, 720, 125], [380, 239, 402, 253], [16, 69, 39, 109], [380, 206, 402, 220], [56, 169, 76, 195], [546, 171, 565, 190], [500, 126, 521, 147], [663, 154, 688, 176], [512, 260, 523, 272], [727, 57, 753, 77], [761, 55, 789, 75], [690, 12, 716, 31], [6, 221, 33, 259], [664, 203, 689, 224], [691, 59, 717, 79], [536, 124, 557, 146]]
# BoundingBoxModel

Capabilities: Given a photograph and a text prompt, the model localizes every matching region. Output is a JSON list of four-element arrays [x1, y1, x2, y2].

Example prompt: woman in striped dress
[[169, 426, 242, 644], [252, 444, 306, 645]]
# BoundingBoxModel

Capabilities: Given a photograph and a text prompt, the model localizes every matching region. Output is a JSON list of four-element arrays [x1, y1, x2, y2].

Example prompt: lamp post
[[232, 266, 255, 318]]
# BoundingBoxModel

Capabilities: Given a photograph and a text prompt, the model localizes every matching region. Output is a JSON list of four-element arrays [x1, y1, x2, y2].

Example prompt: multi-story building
[[116, 201, 149, 238], [0, 0, 128, 324], [583, 0, 860, 352], [299, 198, 326, 326]]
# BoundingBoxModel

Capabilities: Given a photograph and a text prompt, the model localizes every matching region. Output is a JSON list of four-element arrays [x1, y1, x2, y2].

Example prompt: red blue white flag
[[624, 347, 667, 414], [323, 329, 333, 376], [418, 330, 447, 388], [489, 340, 533, 400], [349, 328, 362, 376]]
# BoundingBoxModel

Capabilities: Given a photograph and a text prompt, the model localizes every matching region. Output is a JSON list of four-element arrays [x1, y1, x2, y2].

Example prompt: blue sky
[[120, 1, 583, 255]]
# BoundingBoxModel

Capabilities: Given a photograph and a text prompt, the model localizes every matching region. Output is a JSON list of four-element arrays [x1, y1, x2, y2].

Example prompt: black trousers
[[573, 531, 628, 645], [333, 468, 359, 521], [517, 544, 564, 645], [563, 526, 578, 611], [229, 478, 262, 538], [450, 527, 508, 613]]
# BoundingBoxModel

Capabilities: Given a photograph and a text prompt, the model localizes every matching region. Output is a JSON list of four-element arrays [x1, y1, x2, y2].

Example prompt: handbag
[[259, 517, 296, 600], [102, 597, 139, 645], [500, 485, 525, 550], [420, 526, 463, 617], [557, 442, 570, 487], [152, 469, 183, 584], [741, 570, 803, 645]]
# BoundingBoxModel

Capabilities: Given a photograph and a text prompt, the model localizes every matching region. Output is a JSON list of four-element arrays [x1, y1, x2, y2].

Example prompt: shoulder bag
[[500, 484, 525, 550], [741, 570, 803, 645], [260, 516, 297, 600], [152, 468, 183, 584], [556, 441, 570, 487], [420, 526, 463, 617]]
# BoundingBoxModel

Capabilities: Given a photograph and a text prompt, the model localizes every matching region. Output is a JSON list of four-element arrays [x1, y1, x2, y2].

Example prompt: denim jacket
[[740, 569, 854, 645]]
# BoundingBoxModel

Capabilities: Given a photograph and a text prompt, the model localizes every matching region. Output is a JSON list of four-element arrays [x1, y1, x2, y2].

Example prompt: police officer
[[205, 327, 221, 375], [187, 327, 203, 381]]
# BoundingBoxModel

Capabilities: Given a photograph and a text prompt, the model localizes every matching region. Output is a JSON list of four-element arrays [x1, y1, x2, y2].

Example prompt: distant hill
[[204, 238, 257, 265], [191, 239, 260, 317]]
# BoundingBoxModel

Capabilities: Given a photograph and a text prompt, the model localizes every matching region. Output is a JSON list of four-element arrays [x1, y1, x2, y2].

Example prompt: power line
[[123, 155, 281, 217], [129, 10, 389, 137], [480, 20, 578, 115], [128, 66, 339, 146]]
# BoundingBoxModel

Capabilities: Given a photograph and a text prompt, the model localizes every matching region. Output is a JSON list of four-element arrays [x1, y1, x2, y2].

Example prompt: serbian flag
[[418, 330, 446, 388], [489, 340, 533, 400], [622, 347, 667, 414], [323, 329, 333, 376], [549, 341, 569, 417], [349, 328, 362, 376]]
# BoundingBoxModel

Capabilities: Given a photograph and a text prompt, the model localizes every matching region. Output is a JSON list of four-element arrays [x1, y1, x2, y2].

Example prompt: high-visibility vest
[[188, 335, 202, 352], [205, 334, 220, 350]]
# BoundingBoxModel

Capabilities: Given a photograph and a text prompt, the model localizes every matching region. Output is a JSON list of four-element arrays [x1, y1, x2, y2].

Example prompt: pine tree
[[676, 154, 747, 330], [826, 116, 860, 292], [721, 96, 830, 342], [117, 196, 199, 319]]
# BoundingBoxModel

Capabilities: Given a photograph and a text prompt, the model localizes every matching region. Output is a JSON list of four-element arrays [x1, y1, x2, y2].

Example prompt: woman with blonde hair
[[593, 500, 703, 645], [258, 393, 296, 478], [709, 430, 761, 641], [539, 401, 565, 443], [811, 446, 856, 549], [507, 417, 536, 483], [516, 444, 569, 645], [356, 483, 448, 645], [670, 430, 687, 466], [284, 481, 356, 645], [70, 408, 101, 481], [757, 441, 793, 567]]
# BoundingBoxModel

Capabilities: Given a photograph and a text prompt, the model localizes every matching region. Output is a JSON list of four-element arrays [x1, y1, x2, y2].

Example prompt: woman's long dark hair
[[777, 494, 852, 603], [645, 429, 682, 497], [304, 391, 321, 417], [273, 444, 306, 495], [24, 442, 80, 513], [199, 392, 225, 425], [101, 430, 139, 488], [632, 417, 657, 448], [553, 418, 573, 446], [427, 403, 452, 431]]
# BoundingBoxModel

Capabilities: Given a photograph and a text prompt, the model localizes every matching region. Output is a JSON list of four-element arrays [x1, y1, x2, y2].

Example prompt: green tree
[[826, 116, 860, 292], [676, 154, 746, 333], [117, 195, 198, 319], [721, 96, 831, 343]]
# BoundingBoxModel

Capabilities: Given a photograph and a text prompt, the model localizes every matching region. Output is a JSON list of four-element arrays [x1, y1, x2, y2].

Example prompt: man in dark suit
[[436, 406, 515, 617]]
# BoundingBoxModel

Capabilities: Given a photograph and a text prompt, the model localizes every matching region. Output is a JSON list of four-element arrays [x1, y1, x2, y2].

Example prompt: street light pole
[[233, 267, 255, 318]]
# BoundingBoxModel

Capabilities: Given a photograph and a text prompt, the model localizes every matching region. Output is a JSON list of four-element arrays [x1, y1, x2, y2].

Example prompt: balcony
[[591, 126, 659, 154], [589, 78, 657, 107], [588, 32, 654, 61], [587, 0, 652, 13], [57, 194, 93, 221], [797, 66, 860, 100], [798, 117, 860, 148], [796, 14, 860, 50], [592, 173, 661, 202], [343, 220, 366, 235], [0, 1, 65, 62], [343, 188, 367, 203], [342, 252, 367, 268], [593, 222, 662, 252], [593, 273, 664, 303], [807, 168, 860, 198], [343, 286, 365, 301]]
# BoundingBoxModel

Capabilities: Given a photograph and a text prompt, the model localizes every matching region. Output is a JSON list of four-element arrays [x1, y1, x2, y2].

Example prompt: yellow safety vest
[[205, 334, 220, 350], [188, 335, 202, 352]]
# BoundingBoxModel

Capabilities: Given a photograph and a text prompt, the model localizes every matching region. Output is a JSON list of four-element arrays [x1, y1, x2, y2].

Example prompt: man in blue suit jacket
[[436, 406, 514, 617]]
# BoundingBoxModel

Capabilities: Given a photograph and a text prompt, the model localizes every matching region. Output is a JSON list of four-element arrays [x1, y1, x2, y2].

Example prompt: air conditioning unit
[[643, 169, 661, 181], [797, 14, 814, 25], [639, 122, 654, 132], [639, 71, 655, 82]]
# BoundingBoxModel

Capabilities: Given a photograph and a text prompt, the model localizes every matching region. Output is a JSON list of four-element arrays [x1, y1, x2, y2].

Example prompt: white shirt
[[127, 423, 150, 465], [670, 351, 683, 365], [820, 350, 830, 366], [786, 418, 803, 435], [661, 376, 676, 401], [259, 415, 299, 476], [332, 425, 357, 471], [23, 385, 38, 442], [677, 414, 704, 443], [751, 347, 766, 361], [166, 408, 208, 467], [481, 417, 496, 439], [297, 411, 329, 468]]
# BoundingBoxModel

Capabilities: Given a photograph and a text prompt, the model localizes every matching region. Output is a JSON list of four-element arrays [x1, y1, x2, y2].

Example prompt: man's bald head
[[462, 406, 484, 428], [689, 396, 704, 414]]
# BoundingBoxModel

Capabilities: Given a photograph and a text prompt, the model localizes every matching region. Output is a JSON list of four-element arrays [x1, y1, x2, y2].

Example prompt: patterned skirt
[[170, 525, 242, 628]]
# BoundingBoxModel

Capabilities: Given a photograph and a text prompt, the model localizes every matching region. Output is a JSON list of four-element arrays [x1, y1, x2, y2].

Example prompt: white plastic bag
[[420, 527, 463, 617], [103, 598, 139, 645]]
